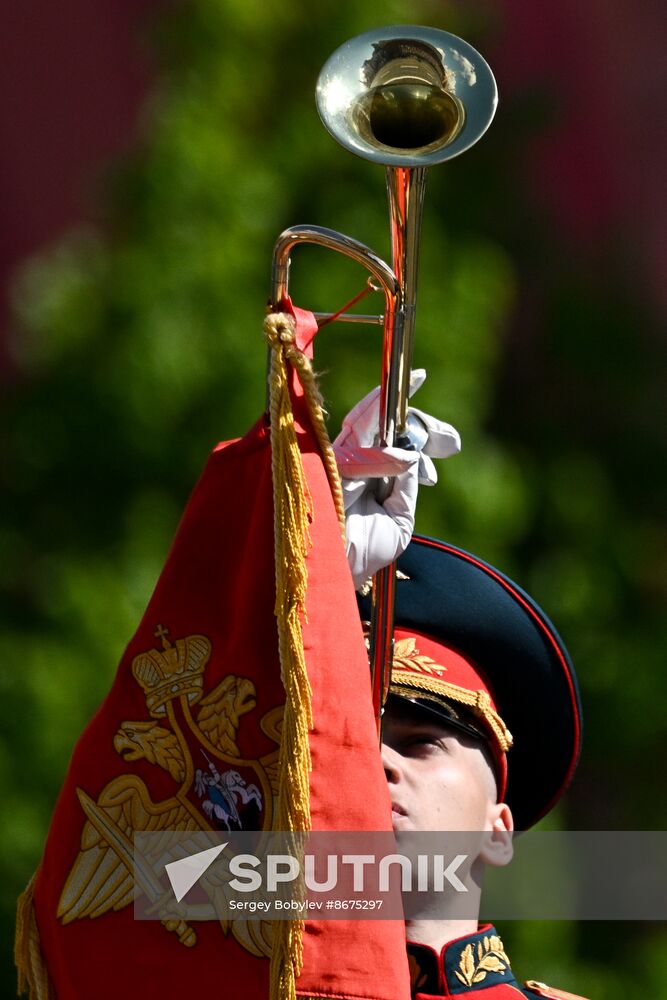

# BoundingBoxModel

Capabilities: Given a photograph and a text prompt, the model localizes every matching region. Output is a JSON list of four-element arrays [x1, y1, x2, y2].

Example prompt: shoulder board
[[525, 981, 590, 1000]]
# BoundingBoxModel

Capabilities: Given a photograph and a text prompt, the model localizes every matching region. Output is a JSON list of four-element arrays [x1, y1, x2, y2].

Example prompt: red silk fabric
[[32, 306, 410, 1000]]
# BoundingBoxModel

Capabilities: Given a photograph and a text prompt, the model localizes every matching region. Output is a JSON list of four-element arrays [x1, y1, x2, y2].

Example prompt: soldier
[[358, 537, 585, 999], [338, 384, 587, 999]]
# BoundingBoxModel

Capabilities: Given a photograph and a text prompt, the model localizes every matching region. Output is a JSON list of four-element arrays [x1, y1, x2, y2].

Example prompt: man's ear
[[479, 803, 514, 868]]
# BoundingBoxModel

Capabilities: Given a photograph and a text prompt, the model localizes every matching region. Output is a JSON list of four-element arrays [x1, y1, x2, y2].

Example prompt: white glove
[[333, 369, 461, 589]]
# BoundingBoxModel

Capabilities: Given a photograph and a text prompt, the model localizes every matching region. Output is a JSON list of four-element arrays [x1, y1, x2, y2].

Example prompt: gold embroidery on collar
[[455, 934, 510, 988]]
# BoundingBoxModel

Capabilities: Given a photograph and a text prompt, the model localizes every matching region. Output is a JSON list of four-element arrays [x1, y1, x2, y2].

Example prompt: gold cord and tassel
[[15, 870, 52, 999], [264, 311, 344, 1000]]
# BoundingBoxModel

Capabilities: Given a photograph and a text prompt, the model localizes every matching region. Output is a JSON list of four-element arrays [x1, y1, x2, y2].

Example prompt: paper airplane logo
[[165, 843, 228, 902]]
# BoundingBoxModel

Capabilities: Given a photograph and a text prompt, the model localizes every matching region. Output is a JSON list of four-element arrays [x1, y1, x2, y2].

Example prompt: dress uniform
[[359, 535, 587, 1000]]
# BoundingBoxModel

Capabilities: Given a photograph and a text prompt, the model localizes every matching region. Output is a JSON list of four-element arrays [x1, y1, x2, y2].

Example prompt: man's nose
[[381, 741, 403, 784]]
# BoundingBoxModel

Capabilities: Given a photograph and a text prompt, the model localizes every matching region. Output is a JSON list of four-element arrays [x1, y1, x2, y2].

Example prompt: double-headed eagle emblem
[[57, 625, 282, 957]]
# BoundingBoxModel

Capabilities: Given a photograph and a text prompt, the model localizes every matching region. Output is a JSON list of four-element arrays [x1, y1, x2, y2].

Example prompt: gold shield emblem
[[58, 625, 283, 958]]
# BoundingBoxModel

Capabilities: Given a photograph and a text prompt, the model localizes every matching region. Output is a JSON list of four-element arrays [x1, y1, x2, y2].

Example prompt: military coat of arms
[[57, 625, 282, 958]]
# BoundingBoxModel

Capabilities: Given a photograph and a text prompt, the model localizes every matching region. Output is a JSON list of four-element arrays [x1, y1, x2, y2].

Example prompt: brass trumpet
[[269, 26, 498, 734]]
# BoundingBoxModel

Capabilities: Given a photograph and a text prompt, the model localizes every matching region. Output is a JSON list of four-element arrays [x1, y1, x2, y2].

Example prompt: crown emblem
[[132, 625, 211, 716]]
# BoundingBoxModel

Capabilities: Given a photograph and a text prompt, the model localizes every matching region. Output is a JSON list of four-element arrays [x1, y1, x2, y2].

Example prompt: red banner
[[25, 307, 410, 1000]]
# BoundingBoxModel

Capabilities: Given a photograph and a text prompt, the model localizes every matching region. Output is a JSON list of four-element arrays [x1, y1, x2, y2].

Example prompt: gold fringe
[[15, 870, 53, 1000], [264, 311, 345, 1000]]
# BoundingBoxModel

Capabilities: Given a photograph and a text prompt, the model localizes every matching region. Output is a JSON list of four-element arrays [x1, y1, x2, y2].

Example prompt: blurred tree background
[[1, 0, 665, 996]]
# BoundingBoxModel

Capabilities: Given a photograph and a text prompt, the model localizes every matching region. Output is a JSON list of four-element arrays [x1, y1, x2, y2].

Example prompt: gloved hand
[[333, 370, 461, 589]]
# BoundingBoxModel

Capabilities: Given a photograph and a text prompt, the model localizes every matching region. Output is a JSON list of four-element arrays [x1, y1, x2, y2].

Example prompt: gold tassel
[[264, 311, 344, 1000], [15, 870, 53, 1000]]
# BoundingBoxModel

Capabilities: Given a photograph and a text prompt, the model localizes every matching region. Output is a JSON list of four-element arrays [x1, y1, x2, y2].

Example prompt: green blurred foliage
[[1, 0, 665, 995]]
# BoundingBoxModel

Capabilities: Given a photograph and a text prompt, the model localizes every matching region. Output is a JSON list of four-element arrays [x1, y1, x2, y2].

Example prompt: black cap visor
[[385, 691, 488, 744]]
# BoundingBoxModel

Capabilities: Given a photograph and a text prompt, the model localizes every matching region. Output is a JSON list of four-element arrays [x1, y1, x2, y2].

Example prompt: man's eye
[[402, 735, 446, 754]]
